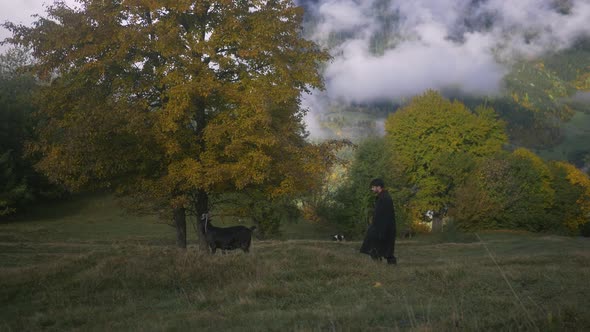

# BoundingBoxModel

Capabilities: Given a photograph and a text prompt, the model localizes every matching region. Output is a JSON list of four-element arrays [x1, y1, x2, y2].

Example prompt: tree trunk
[[432, 216, 443, 233], [192, 96, 209, 251], [173, 207, 187, 249]]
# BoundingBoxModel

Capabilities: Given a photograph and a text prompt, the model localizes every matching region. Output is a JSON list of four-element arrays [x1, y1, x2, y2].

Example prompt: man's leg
[[370, 248, 382, 261]]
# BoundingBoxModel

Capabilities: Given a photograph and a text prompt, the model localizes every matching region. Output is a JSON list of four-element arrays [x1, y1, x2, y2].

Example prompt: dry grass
[[1, 236, 589, 331], [1, 196, 589, 331]]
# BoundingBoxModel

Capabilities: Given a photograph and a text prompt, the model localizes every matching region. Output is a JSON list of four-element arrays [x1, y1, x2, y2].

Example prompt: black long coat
[[360, 190, 396, 258]]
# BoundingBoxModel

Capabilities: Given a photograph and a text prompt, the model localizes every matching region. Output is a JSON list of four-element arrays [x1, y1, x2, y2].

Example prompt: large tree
[[451, 148, 555, 231], [384, 91, 507, 231], [3, 0, 331, 247]]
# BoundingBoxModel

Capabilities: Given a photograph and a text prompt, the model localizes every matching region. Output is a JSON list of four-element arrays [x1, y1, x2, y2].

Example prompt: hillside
[[299, 0, 590, 164]]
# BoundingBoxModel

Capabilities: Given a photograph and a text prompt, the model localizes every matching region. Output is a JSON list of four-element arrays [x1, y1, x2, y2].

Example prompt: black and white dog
[[332, 234, 345, 241], [201, 213, 256, 254]]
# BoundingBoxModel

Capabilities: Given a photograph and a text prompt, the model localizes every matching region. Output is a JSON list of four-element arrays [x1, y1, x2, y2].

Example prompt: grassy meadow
[[1, 195, 590, 331]]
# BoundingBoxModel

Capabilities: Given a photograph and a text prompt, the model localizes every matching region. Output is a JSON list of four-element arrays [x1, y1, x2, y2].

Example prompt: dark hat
[[370, 178, 385, 188]]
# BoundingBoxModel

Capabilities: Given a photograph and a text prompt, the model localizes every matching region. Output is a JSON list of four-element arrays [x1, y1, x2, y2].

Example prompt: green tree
[[452, 149, 554, 231], [384, 90, 507, 231], [547, 161, 590, 234], [4, 0, 331, 247], [0, 48, 63, 217], [326, 137, 390, 238]]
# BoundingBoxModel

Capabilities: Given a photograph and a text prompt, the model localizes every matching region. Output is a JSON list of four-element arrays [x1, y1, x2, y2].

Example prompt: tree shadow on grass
[[1, 192, 100, 224]]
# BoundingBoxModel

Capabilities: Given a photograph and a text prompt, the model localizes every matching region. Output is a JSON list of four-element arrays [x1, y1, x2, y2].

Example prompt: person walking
[[360, 178, 397, 264]]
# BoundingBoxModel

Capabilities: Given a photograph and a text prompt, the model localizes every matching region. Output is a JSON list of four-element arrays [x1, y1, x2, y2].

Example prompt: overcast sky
[[1, 0, 78, 51]]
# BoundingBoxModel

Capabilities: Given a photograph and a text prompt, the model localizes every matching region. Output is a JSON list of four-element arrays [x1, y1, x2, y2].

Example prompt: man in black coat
[[360, 178, 397, 264]]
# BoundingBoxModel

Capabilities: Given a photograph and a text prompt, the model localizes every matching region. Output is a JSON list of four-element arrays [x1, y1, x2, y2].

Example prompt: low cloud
[[324, 32, 506, 101], [299, 0, 590, 104]]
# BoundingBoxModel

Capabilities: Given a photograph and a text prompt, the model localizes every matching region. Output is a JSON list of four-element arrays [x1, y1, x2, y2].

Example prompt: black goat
[[201, 214, 256, 254]]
